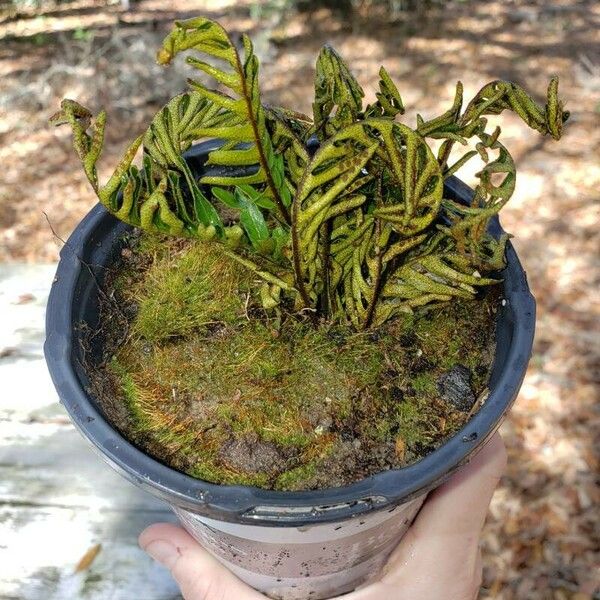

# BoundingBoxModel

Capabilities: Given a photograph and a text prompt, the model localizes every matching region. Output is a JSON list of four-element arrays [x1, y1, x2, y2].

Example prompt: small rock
[[437, 365, 475, 412], [316, 415, 333, 432]]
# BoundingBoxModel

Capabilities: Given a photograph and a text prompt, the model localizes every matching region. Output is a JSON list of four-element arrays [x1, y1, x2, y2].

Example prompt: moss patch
[[87, 234, 499, 491]]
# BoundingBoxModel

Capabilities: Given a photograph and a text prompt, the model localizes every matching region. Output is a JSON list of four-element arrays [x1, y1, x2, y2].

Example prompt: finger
[[386, 433, 505, 587], [410, 431, 507, 543], [346, 433, 505, 600], [139, 523, 264, 600]]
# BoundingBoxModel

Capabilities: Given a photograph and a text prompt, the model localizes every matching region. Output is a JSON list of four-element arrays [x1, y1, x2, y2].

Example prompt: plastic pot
[[45, 141, 535, 600]]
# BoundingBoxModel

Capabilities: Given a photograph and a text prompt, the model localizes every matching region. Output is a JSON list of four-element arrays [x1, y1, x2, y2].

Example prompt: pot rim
[[44, 142, 535, 526]]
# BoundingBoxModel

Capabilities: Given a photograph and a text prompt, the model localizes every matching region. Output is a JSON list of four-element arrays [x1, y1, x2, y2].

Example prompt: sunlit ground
[[0, 0, 598, 597]]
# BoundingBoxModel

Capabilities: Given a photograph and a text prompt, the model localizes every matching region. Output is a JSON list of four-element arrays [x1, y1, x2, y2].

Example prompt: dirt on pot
[[85, 232, 499, 491]]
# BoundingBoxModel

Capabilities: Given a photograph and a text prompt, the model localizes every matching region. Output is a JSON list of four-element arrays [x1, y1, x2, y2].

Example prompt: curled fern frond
[[439, 132, 515, 270], [461, 77, 569, 140], [292, 121, 379, 308], [369, 120, 443, 236], [416, 81, 465, 142], [50, 98, 143, 214], [418, 77, 569, 172]]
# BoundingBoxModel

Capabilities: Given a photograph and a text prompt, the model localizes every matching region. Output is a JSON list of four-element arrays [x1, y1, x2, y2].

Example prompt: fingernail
[[143, 540, 178, 568]]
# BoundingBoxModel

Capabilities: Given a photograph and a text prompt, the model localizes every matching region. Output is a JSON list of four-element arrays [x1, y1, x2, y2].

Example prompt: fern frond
[[419, 78, 568, 171], [376, 245, 498, 325], [50, 99, 142, 199], [364, 67, 405, 119], [265, 107, 310, 202], [157, 17, 292, 223], [438, 132, 516, 271], [312, 45, 364, 138], [461, 77, 569, 140], [369, 119, 443, 235], [292, 118, 443, 326], [416, 81, 465, 141], [292, 121, 379, 307]]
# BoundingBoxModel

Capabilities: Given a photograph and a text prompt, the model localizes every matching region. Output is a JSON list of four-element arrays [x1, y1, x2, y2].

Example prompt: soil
[[84, 232, 499, 491]]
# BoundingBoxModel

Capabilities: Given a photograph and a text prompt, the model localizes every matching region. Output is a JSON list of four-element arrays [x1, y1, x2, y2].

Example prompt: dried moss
[[88, 234, 499, 491]]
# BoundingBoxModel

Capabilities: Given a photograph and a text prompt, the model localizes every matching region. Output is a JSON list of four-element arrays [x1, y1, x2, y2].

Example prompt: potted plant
[[45, 16, 568, 600]]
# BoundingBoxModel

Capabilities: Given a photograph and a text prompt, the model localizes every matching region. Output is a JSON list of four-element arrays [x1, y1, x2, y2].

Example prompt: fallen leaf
[[74, 543, 102, 573], [14, 293, 35, 305]]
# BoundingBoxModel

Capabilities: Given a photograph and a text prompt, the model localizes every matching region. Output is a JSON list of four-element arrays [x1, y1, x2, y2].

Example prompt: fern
[[157, 17, 293, 224], [312, 44, 365, 138], [52, 16, 568, 330], [364, 67, 405, 119]]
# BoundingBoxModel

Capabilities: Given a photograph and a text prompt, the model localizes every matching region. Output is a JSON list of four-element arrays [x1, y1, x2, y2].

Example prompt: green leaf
[[236, 188, 270, 248], [238, 185, 277, 210], [193, 186, 223, 232], [212, 187, 241, 208]]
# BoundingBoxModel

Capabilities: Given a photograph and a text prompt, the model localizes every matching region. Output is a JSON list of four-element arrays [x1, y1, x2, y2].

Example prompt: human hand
[[139, 432, 506, 600]]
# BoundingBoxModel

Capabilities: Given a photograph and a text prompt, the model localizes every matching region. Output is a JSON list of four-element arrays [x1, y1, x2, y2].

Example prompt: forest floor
[[1, 0, 599, 597]]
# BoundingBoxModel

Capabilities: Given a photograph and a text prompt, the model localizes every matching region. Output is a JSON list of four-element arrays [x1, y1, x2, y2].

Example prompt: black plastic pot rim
[[44, 144, 535, 527]]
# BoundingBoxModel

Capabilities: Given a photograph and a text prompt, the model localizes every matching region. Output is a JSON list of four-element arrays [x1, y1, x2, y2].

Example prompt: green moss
[[110, 355, 198, 454], [275, 461, 318, 490], [190, 462, 271, 488], [125, 240, 253, 342], [111, 358, 138, 408], [91, 234, 498, 491], [411, 372, 437, 394], [439, 338, 462, 369]]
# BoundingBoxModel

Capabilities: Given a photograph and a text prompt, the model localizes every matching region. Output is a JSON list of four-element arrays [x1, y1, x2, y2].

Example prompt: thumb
[[139, 522, 264, 600]]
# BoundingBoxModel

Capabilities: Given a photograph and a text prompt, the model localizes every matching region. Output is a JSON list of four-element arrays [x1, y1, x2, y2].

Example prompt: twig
[[43, 211, 128, 320]]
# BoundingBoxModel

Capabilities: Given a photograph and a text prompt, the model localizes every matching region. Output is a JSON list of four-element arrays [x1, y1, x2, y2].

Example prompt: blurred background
[[0, 0, 598, 598]]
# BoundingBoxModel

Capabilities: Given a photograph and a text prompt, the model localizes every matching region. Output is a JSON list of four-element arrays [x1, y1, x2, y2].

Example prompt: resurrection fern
[[51, 15, 568, 330], [158, 18, 293, 223]]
